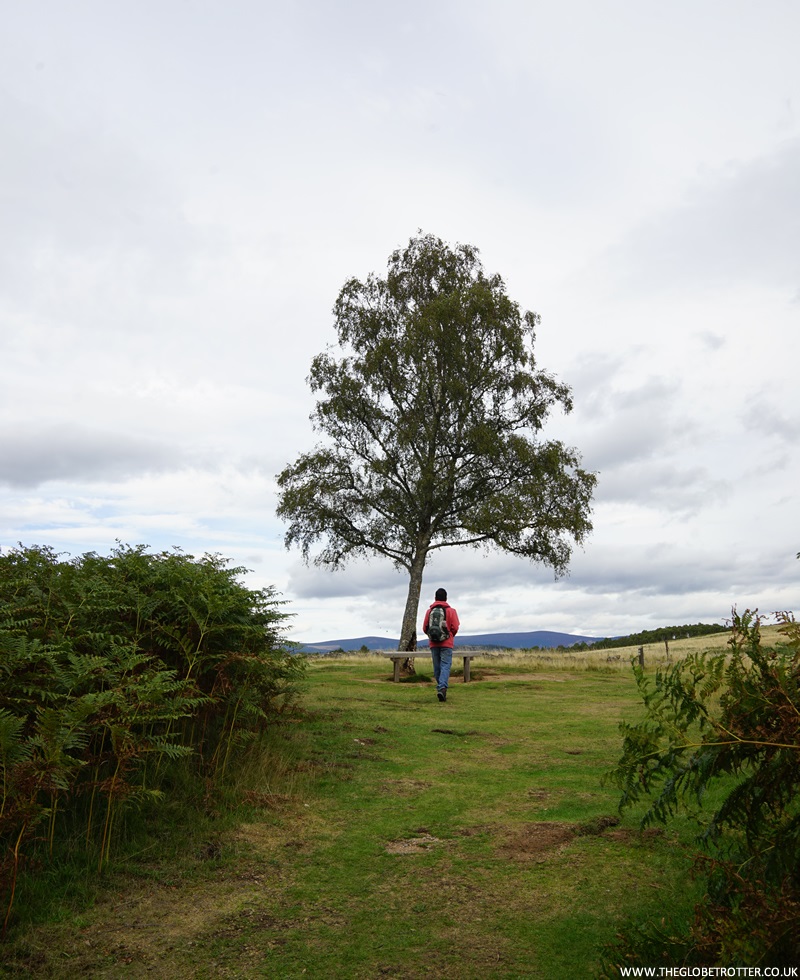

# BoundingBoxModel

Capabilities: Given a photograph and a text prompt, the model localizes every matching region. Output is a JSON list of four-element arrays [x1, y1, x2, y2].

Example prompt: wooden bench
[[381, 651, 475, 683]]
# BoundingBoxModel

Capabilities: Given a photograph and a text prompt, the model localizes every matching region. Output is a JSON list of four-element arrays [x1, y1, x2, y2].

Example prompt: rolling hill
[[296, 630, 602, 653]]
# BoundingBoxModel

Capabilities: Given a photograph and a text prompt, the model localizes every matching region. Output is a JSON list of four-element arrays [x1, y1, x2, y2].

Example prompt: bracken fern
[[0, 542, 302, 935], [602, 608, 800, 968]]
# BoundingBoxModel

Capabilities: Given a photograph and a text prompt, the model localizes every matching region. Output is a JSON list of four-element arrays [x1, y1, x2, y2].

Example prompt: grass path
[[4, 660, 705, 979]]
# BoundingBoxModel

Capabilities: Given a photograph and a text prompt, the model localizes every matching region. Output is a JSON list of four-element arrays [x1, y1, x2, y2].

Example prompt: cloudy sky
[[2, 0, 798, 644]]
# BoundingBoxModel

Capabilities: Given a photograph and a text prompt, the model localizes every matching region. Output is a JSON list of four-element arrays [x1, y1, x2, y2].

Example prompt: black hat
[[435, 588, 447, 601]]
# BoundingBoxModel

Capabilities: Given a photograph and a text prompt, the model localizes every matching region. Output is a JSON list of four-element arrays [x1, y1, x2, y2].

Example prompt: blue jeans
[[430, 647, 453, 694]]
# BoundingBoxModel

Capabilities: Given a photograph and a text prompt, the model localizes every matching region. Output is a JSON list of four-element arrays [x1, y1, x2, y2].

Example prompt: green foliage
[[4, 657, 702, 977], [0, 543, 302, 934], [277, 232, 596, 649], [603, 608, 800, 966], [591, 623, 726, 650]]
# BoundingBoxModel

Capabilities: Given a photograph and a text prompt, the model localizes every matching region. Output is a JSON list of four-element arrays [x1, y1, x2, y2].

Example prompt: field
[[320, 623, 749, 670], [2, 631, 758, 979]]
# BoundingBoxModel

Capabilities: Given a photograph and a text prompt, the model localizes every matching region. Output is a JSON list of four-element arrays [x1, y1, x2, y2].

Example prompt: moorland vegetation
[[586, 623, 727, 651], [0, 543, 302, 937], [603, 607, 800, 969], [1, 541, 797, 976]]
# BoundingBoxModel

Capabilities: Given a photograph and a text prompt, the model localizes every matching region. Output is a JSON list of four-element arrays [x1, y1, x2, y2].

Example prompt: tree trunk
[[398, 544, 429, 672]]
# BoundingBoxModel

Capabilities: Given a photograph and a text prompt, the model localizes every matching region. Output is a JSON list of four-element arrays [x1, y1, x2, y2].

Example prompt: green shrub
[[0, 543, 302, 934], [602, 608, 800, 968]]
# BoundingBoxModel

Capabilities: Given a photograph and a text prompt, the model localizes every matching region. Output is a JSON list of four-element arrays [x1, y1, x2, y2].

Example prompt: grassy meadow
[[3, 630, 759, 979]]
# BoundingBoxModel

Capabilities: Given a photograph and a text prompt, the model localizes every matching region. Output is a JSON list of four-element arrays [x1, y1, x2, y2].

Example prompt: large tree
[[276, 233, 596, 652]]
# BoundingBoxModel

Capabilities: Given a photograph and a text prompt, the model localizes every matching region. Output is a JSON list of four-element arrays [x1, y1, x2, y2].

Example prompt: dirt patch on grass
[[385, 833, 444, 854], [499, 821, 577, 861], [605, 825, 665, 843], [497, 816, 621, 863]]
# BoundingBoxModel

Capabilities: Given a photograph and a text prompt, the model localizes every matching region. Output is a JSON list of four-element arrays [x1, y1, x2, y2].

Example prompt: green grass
[[1, 657, 711, 979]]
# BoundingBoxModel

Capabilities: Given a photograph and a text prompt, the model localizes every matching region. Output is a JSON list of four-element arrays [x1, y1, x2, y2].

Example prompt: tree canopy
[[276, 233, 596, 650]]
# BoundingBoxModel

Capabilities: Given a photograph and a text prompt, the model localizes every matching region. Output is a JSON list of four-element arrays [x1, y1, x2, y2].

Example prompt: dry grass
[[4, 650, 718, 979], [305, 624, 790, 675]]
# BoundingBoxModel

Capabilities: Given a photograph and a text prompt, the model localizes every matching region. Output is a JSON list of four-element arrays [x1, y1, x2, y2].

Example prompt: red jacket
[[422, 602, 460, 649]]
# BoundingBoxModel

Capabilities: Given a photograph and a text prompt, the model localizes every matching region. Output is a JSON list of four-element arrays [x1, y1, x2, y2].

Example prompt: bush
[[602, 608, 800, 968], [0, 543, 302, 933]]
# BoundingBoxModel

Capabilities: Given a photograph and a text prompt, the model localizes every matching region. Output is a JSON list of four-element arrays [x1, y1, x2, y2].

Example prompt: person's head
[[435, 588, 447, 602]]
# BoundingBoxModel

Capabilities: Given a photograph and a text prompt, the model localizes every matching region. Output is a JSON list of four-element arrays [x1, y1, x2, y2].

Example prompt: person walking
[[422, 588, 460, 702]]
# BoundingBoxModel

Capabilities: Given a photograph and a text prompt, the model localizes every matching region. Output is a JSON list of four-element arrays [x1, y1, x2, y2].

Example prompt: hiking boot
[[437, 690, 446, 702]]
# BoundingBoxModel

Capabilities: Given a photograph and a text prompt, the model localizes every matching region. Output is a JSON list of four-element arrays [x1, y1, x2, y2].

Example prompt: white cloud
[[742, 395, 800, 444], [611, 139, 800, 294], [1, 0, 798, 644], [0, 424, 185, 488]]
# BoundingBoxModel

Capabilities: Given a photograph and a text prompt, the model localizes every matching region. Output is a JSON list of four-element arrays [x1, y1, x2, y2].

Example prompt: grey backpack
[[427, 605, 450, 644]]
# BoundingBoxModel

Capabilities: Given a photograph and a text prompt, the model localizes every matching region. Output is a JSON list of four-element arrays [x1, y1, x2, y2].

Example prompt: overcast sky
[[1, 0, 798, 643]]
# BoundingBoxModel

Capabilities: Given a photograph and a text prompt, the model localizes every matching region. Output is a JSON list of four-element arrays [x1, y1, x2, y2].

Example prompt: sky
[[1, 0, 798, 645]]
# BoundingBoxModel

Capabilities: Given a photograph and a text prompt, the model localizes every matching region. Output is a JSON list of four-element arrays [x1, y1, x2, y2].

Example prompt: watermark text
[[618, 968, 799, 978]]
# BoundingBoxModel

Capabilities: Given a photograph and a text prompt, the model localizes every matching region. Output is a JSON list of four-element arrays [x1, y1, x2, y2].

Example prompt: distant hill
[[296, 630, 602, 653], [295, 622, 730, 654]]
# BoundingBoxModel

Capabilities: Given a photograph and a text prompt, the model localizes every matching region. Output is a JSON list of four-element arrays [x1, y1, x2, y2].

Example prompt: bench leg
[[463, 657, 471, 682], [393, 658, 401, 682]]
